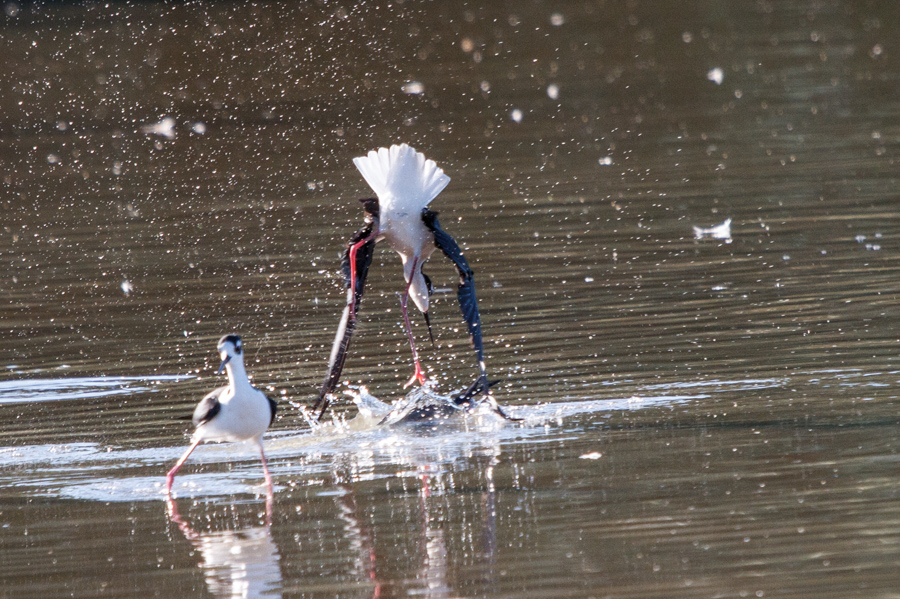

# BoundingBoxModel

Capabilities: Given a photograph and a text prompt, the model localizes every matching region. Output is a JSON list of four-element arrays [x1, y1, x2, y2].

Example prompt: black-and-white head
[[217, 334, 243, 373]]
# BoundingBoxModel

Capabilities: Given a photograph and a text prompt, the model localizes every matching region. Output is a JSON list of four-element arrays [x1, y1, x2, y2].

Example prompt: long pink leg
[[166, 437, 202, 494], [401, 256, 427, 388], [259, 441, 274, 524], [348, 232, 377, 322]]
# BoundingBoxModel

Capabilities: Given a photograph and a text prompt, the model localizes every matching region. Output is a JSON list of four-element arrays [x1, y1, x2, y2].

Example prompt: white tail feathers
[[353, 144, 450, 212]]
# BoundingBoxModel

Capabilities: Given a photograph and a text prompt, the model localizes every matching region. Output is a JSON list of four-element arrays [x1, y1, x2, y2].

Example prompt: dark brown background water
[[1, 1, 898, 597]]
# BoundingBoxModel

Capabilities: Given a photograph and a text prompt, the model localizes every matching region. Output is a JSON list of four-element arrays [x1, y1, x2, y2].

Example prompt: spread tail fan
[[353, 144, 450, 213]]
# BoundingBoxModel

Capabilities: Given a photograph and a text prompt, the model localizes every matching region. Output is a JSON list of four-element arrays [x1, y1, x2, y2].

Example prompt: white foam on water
[[0, 375, 193, 404]]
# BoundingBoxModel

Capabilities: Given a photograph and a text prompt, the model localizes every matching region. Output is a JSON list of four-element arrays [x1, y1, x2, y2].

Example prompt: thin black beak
[[217, 355, 232, 374], [423, 311, 435, 346]]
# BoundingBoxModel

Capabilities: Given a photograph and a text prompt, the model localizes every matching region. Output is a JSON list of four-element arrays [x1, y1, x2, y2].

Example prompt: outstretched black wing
[[423, 210, 519, 418], [313, 199, 379, 419], [421, 209, 484, 364]]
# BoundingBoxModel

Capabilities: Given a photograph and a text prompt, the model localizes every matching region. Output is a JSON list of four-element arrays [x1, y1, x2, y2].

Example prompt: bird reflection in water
[[167, 498, 282, 599], [417, 466, 451, 597], [333, 481, 383, 599], [478, 462, 500, 590], [329, 438, 502, 598], [418, 453, 502, 595]]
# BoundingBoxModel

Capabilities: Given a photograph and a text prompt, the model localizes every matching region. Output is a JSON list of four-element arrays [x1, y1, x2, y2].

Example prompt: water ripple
[[0, 375, 193, 404]]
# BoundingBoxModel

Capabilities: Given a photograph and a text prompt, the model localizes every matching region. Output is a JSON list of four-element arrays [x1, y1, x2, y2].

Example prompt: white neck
[[225, 357, 252, 389]]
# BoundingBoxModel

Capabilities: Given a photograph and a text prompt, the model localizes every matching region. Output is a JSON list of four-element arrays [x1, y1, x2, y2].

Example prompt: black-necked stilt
[[313, 144, 512, 420], [166, 335, 277, 496]]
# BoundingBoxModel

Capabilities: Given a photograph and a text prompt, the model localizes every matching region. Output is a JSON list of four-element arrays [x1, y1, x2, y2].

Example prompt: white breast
[[196, 386, 270, 443]]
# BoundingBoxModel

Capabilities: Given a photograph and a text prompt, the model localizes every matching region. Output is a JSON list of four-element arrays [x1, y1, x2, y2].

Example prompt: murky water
[[2, 1, 899, 597]]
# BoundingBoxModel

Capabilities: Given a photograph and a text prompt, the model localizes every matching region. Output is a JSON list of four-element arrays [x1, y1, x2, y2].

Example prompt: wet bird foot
[[404, 362, 428, 388]]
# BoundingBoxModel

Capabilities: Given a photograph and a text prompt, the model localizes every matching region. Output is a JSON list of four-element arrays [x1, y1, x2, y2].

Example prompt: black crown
[[218, 334, 243, 354]]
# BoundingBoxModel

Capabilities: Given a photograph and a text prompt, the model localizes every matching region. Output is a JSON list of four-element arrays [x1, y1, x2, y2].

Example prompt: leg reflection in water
[[167, 498, 282, 599], [334, 479, 383, 599]]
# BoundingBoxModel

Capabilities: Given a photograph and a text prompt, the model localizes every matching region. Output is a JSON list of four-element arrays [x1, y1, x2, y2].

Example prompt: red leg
[[166, 437, 202, 495], [401, 256, 427, 388], [348, 232, 376, 322]]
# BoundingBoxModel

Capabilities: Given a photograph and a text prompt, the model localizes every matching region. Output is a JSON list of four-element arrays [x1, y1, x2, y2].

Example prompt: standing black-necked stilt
[[166, 335, 277, 496], [313, 144, 514, 420]]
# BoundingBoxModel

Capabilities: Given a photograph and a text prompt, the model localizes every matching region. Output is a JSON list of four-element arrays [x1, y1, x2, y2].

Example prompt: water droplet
[[141, 116, 176, 139], [402, 81, 425, 95], [693, 218, 732, 241]]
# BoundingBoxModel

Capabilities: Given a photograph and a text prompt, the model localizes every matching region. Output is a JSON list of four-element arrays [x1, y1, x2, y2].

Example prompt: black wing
[[421, 209, 484, 363], [451, 377, 501, 405], [313, 200, 379, 419], [266, 395, 277, 427], [191, 387, 224, 427]]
